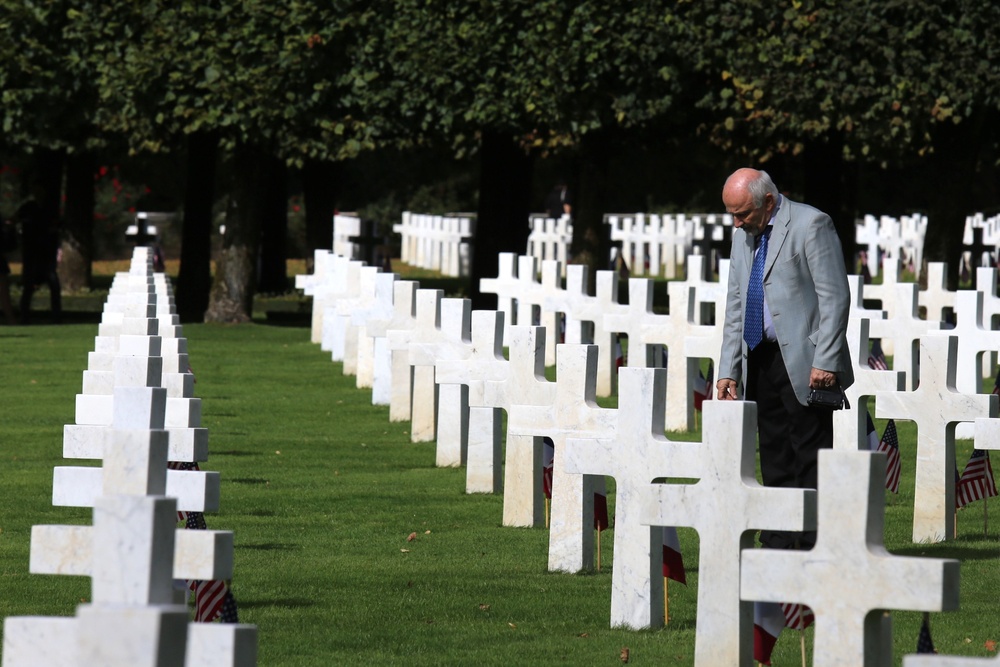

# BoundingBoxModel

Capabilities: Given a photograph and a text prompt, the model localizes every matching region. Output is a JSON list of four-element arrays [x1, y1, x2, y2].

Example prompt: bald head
[[722, 168, 779, 236]]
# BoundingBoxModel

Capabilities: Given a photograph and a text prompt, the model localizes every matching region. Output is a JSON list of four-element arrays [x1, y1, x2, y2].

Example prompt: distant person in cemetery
[[715, 167, 853, 550], [17, 184, 62, 324], [0, 216, 17, 324], [544, 178, 572, 219]]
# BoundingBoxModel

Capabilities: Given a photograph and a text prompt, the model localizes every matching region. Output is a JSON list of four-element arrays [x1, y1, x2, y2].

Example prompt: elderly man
[[716, 168, 854, 550]]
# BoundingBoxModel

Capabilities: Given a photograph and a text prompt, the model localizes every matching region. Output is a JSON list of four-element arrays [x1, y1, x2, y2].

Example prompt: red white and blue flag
[[956, 449, 998, 509], [753, 601, 785, 665]]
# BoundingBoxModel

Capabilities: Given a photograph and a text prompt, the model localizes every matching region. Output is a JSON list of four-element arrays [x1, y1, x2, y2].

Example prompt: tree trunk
[[803, 132, 858, 271], [921, 117, 986, 290], [256, 156, 289, 293], [60, 151, 96, 291], [470, 130, 534, 310], [302, 158, 342, 268], [571, 130, 613, 281], [204, 142, 270, 323], [176, 131, 218, 322]]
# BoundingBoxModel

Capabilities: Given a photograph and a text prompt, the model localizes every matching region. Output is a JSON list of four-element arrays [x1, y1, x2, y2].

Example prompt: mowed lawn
[[2, 319, 1000, 666]]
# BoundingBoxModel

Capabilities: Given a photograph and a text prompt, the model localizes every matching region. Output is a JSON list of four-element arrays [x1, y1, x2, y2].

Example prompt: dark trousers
[[746, 340, 832, 549]]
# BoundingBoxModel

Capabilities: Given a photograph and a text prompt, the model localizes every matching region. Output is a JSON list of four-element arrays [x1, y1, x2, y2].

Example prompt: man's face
[[724, 189, 774, 237]]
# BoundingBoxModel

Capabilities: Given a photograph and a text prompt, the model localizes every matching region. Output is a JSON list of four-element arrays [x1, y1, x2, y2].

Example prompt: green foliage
[[61, 1, 379, 162], [674, 0, 1000, 163]]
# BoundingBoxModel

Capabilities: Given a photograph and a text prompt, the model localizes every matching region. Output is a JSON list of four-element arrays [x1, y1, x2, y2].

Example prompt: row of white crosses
[[298, 247, 1000, 666], [526, 214, 573, 270], [605, 212, 733, 279], [391, 211, 474, 277], [305, 247, 1000, 545], [855, 213, 928, 279], [3, 247, 256, 667]]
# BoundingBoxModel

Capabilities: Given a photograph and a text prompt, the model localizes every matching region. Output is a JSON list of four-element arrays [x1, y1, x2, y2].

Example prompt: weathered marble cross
[[877, 335, 998, 542], [435, 310, 508, 493], [641, 399, 816, 666], [835, 316, 906, 451], [886, 283, 946, 390], [742, 449, 960, 667], [507, 344, 618, 572], [351, 271, 398, 391], [481, 324, 557, 525], [564, 366, 700, 629], [364, 280, 418, 409]]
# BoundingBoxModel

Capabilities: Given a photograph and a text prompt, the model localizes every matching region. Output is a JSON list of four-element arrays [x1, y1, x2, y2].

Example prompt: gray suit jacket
[[719, 197, 855, 405]]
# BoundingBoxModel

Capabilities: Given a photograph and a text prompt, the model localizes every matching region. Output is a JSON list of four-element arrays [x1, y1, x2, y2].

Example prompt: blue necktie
[[744, 227, 771, 350]]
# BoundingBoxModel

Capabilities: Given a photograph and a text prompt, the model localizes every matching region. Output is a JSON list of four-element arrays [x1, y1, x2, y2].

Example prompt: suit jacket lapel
[[763, 200, 791, 278]]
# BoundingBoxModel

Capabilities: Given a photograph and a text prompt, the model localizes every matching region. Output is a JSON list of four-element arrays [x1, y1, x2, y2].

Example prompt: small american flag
[[956, 449, 998, 509], [868, 339, 888, 371], [541, 437, 554, 500], [877, 420, 901, 494], [917, 614, 936, 654], [218, 590, 240, 624], [992, 367, 1000, 395], [194, 579, 229, 622], [782, 602, 814, 631]]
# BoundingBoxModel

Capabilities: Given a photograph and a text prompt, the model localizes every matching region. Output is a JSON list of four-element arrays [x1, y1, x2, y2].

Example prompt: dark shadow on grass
[[239, 542, 301, 551], [212, 450, 258, 457], [235, 597, 314, 610], [244, 509, 277, 517], [228, 477, 270, 485], [258, 312, 311, 328], [890, 543, 1000, 561]]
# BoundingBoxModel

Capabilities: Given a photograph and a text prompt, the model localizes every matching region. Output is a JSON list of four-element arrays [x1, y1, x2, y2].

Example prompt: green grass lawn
[[1, 321, 999, 665]]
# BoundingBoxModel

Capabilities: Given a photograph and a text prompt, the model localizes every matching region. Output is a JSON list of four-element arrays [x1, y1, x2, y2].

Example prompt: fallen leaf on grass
[[577, 633, 589, 638], [478, 604, 491, 611], [400, 548, 410, 553], [424, 530, 431, 534], [620, 647, 630, 663], [407, 532, 418, 542], [986, 640, 997, 652], [508, 623, 517, 629], [275, 450, 281, 455]]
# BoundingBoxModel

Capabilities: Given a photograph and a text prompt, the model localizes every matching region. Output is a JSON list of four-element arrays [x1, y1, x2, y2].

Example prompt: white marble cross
[[365, 280, 418, 408], [326, 265, 383, 376], [863, 258, 903, 356], [351, 271, 398, 391], [386, 288, 445, 440], [886, 283, 946, 390], [320, 259, 365, 358], [835, 317, 906, 451], [876, 335, 998, 542], [742, 449, 960, 667], [409, 296, 471, 463], [435, 310, 508, 493], [561, 265, 620, 397], [481, 325, 557, 526], [683, 258, 731, 405], [564, 366, 699, 629], [919, 262, 956, 324], [507, 344, 619, 572], [642, 399, 816, 667]]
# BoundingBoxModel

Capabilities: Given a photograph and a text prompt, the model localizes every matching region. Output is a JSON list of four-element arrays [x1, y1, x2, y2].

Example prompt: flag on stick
[[542, 437, 554, 500], [868, 339, 888, 371], [866, 413, 901, 493], [782, 602, 814, 631], [956, 449, 998, 509], [753, 601, 785, 666], [594, 475, 609, 531], [661, 527, 686, 584]]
